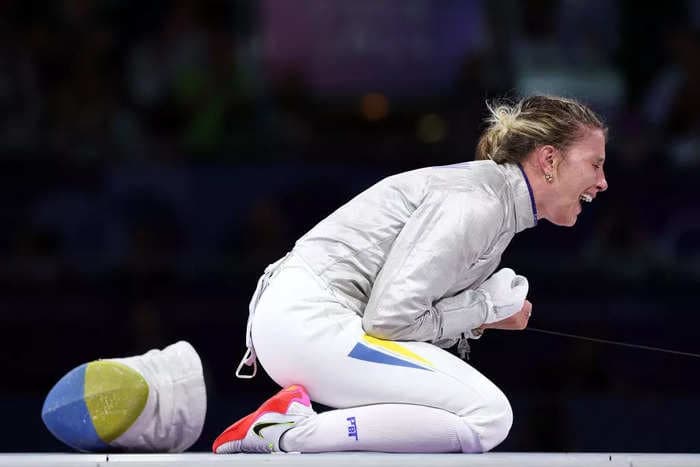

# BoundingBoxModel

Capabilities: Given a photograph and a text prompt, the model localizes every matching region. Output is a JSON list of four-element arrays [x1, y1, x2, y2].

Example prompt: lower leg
[[280, 403, 483, 453]]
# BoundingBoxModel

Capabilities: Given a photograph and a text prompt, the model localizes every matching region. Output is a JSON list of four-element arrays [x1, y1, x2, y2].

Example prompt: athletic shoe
[[213, 384, 315, 453]]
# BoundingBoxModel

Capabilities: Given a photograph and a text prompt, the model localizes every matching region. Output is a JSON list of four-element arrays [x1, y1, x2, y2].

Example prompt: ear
[[534, 145, 561, 174]]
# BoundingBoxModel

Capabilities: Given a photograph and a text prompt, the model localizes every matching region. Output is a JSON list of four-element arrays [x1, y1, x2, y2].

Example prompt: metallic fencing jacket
[[292, 160, 537, 347]]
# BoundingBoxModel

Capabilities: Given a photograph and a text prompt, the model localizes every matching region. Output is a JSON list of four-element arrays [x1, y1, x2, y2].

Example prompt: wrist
[[476, 287, 495, 325]]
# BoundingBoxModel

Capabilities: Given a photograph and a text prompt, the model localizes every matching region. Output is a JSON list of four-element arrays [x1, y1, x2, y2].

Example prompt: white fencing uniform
[[241, 160, 538, 452]]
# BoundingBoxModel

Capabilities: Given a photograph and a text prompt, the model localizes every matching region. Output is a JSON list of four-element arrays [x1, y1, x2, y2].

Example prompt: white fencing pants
[[251, 253, 512, 453]]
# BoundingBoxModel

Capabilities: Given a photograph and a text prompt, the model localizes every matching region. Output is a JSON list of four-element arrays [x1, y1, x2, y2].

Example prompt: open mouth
[[579, 193, 592, 203]]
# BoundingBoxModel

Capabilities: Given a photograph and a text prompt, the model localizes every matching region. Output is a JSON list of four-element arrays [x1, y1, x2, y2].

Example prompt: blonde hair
[[475, 95, 606, 164]]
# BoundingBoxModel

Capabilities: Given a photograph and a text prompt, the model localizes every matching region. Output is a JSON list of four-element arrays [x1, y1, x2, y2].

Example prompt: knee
[[466, 390, 513, 452]]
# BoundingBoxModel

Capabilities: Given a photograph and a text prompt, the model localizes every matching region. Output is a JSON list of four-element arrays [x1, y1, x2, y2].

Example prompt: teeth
[[580, 193, 592, 203]]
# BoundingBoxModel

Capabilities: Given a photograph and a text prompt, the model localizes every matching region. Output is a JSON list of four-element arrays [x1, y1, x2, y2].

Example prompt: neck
[[515, 163, 538, 225], [519, 160, 549, 222]]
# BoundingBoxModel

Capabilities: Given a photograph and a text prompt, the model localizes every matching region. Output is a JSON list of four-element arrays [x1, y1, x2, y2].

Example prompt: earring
[[544, 173, 553, 183]]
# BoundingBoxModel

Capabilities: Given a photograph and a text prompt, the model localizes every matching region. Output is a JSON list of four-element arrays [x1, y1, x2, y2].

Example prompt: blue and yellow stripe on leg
[[348, 334, 434, 371]]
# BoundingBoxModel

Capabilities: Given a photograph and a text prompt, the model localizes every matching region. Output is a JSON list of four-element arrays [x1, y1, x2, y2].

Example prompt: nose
[[597, 169, 608, 192]]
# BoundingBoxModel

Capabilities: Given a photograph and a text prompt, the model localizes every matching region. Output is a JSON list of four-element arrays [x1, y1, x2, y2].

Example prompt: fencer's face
[[545, 128, 608, 227]]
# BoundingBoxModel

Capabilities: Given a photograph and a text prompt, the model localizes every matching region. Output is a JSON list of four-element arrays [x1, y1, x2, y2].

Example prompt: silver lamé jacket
[[292, 160, 537, 347]]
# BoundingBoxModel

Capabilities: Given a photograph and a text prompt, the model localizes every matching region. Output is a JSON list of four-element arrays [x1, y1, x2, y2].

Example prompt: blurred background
[[1, 0, 699, 453]]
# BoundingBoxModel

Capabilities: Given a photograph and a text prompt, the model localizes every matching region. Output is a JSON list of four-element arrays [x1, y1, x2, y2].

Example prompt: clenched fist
[[477, 268, 529, 323]]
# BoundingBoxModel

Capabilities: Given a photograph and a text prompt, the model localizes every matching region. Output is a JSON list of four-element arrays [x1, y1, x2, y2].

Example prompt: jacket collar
[[498, 162, 537, 232]]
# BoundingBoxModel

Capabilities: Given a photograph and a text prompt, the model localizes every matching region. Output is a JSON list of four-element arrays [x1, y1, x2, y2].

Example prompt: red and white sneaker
[[213, 384, 315, 453]]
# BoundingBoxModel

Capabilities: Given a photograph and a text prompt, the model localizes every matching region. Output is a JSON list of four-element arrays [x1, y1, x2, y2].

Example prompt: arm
[[362, 189, 503, 342]]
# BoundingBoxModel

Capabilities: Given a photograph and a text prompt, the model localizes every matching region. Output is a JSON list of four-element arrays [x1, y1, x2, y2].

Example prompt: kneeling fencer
[[41, 95, 608, 454], [213, 95, 609, 454]]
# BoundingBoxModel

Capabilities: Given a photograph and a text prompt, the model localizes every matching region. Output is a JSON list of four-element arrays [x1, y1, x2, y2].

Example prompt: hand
[[477, 268, 529, 323], [479, 300, 532, 332]]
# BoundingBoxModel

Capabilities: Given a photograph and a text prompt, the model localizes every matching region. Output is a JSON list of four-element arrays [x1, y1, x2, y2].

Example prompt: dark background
[[1, 0, 699, 453]]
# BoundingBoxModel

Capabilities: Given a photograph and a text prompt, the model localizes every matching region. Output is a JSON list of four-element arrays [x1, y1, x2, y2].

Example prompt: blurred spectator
[[643, 27, 700, 168], [1, 224, 64, 286], [0, 18, 42, 154], [508, 0, 625, 117], [221, 195, 291, 279], [581, 195, 660, 284]]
